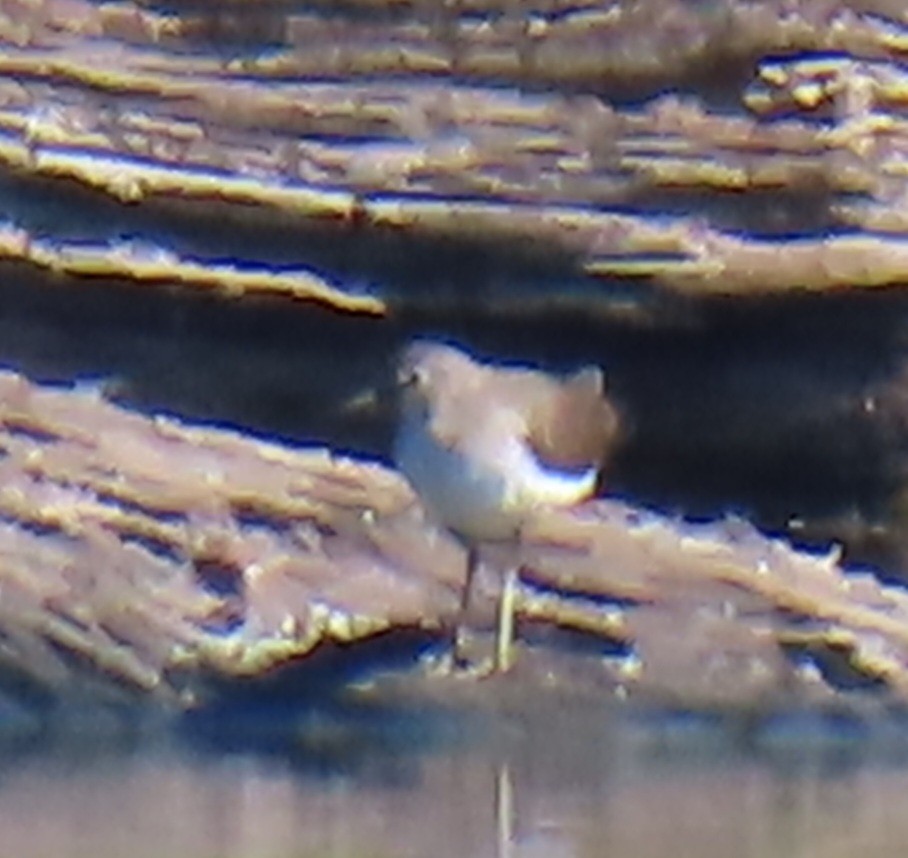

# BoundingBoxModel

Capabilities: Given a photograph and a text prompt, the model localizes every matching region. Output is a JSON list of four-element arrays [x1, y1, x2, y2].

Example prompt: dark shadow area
[[3, 254, 908, 573], [176, 629, 467, 779]]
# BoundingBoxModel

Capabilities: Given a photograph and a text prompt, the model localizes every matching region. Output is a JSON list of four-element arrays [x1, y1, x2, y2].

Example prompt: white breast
[[499, 432, 598, 510], [394, 407, 596, 543]]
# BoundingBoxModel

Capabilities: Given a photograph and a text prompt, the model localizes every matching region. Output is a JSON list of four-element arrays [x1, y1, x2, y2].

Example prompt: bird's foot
[[421, 625, 511, 679], [425, 567, 521, 677], [422, 641, 497, 678]]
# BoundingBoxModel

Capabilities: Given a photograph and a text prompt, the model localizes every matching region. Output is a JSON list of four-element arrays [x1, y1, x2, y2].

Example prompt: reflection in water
[[3, 707, 908, 858]]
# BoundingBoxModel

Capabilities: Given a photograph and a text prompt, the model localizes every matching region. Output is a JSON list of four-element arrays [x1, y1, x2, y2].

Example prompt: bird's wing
[[523, 366, 621, 471]]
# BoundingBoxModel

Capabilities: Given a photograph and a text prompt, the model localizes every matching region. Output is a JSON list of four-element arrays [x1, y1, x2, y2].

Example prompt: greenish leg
[[496, 565, 519, 673]]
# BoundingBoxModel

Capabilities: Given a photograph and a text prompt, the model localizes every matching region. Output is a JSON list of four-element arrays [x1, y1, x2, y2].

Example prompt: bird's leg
[[452, 545, 480, 667], [454, 543, 521, 673], [495, 565, 519, 673], [494, 534, 526, 673]]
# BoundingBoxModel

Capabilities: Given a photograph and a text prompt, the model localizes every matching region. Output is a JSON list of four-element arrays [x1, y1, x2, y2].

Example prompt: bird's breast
[[394, 409, 596, 543]]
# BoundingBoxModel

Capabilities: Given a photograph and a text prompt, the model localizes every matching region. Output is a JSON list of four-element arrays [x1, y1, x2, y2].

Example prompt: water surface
[[2, 704, 906, 858]]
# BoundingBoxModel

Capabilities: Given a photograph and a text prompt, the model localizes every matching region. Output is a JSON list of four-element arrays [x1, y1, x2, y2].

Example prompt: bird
[[393, 340, 620, 672]]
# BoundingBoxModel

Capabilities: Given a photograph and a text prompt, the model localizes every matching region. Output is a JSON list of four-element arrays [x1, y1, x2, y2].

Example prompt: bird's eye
[[399, 366, 426, 388]]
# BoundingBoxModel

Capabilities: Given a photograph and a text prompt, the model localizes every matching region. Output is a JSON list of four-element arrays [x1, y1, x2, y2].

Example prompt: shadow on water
[[174, 630, 478, 782], [4, 699, 908, 858]]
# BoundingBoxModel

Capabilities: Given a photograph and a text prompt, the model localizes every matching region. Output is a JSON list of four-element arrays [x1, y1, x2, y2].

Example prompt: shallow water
[[4, 704, 908, 858]]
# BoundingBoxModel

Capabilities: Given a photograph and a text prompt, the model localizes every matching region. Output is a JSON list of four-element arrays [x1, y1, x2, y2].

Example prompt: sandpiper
[[394, 340, 620, 671]]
